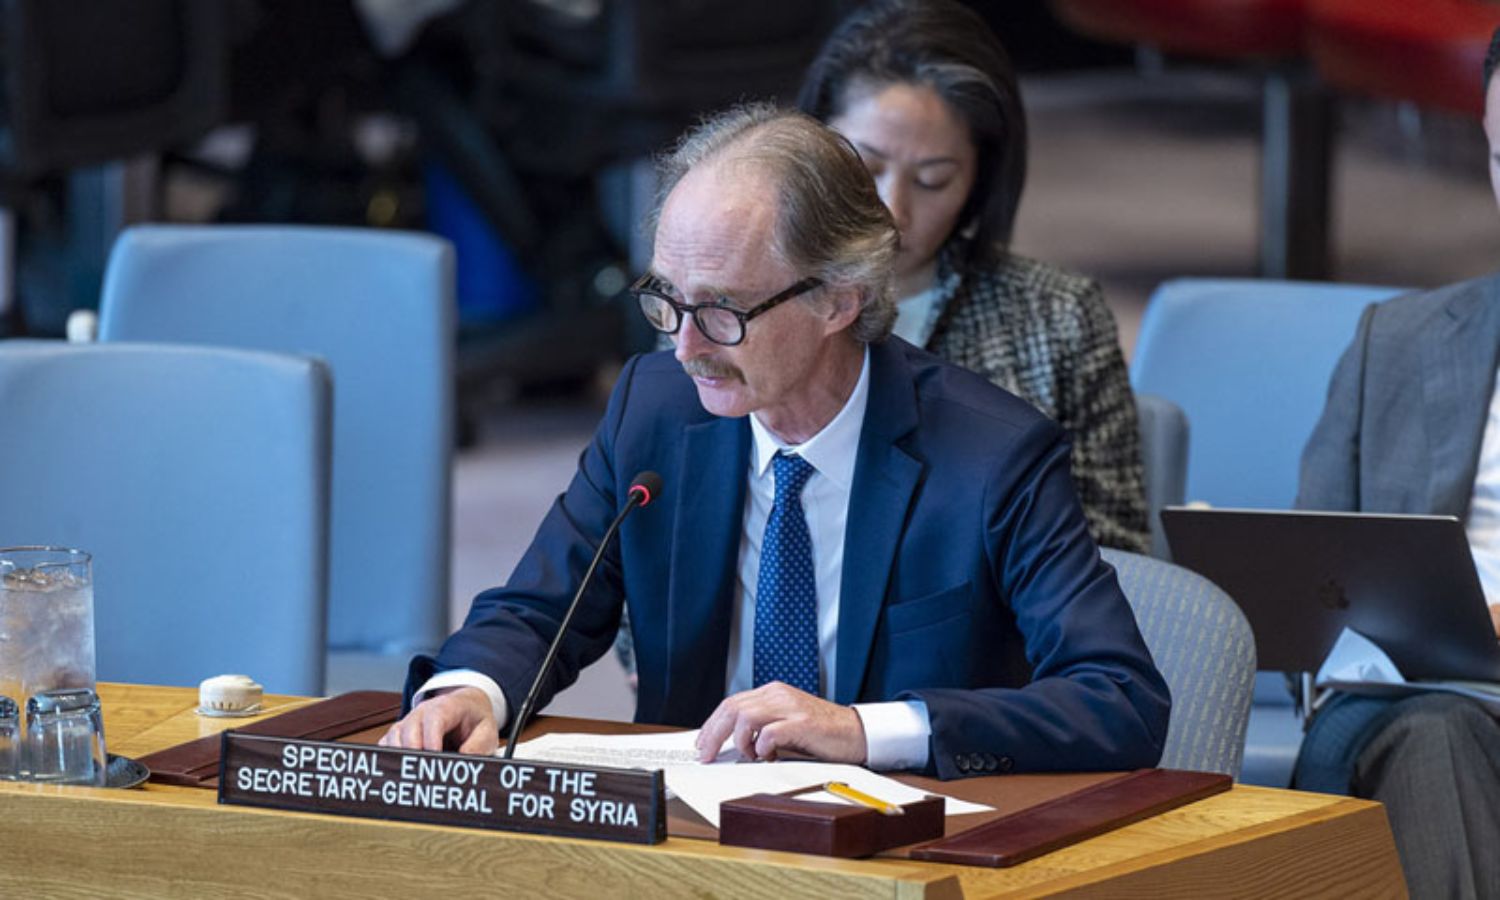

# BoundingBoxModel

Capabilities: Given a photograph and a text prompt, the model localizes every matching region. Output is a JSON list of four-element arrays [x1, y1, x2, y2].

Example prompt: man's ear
[[820, 284, 863, 334]]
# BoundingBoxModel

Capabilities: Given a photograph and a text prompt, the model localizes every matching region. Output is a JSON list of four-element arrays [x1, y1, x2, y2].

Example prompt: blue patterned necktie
[[753, 451, 820, 693]]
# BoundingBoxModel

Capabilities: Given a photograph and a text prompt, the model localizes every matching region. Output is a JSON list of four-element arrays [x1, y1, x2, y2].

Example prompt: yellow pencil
[[824, 780, 905, 816]]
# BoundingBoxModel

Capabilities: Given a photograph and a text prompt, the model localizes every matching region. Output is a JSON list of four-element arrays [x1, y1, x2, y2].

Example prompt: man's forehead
[[652, 160, 782, 283], [660, 158, 777, 226]]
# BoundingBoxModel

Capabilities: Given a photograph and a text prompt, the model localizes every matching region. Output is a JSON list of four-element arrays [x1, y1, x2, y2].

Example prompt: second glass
[[0, 696, 17, 780], [25, 688, 107, 786]]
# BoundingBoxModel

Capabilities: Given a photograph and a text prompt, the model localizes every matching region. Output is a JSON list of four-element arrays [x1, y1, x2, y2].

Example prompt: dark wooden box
[[719, 792, 945, 858]]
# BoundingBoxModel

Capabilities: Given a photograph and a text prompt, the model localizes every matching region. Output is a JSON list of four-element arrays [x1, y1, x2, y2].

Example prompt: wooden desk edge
[[994, 794, 1404, 899], [0, 782, 966, 899], [0, 779, 1401, 900]]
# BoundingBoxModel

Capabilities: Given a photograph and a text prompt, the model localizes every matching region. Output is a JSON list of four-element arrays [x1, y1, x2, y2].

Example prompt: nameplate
[[217, 733, 666, 844]]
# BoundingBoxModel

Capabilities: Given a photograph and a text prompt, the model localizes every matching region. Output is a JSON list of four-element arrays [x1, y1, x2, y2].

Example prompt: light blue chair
[[0, 341, 330, 694], [1133, 278, 1404, 510], [1130, 277, 1406, 785], [98, 225, 456, 656], [1103, 548, 1256, 778]]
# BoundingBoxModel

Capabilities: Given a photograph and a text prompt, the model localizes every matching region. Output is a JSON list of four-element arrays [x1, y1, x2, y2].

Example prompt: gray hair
[[651, 103, 898, 343]]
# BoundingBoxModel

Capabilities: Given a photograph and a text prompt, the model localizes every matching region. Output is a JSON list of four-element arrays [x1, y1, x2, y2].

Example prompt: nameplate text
[[217, 733, 666, 844]]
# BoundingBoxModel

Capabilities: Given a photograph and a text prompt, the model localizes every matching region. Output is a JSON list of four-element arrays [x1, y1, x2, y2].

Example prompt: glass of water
[[25, 688, 107, 785], [0, 547, 96, 711], [0, 695, 17, 780]]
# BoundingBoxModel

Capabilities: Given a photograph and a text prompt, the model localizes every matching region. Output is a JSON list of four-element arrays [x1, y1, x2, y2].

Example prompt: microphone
[[502, 470, 663, 759]]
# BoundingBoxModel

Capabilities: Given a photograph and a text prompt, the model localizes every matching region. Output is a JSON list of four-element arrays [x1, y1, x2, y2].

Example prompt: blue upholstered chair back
[[1103, 548, 1256, 778], [0, 341, 330, 693], [99, 225, 456, 654], [1131, 278, 1405, 509]]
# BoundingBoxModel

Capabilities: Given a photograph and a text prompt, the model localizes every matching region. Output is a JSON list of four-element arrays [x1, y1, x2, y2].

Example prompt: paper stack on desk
[[511, 730, 990, 827]]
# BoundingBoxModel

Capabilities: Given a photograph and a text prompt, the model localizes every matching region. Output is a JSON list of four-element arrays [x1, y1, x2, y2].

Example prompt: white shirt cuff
[[415, 669, 509, 728], [853, 699, 931, 770]]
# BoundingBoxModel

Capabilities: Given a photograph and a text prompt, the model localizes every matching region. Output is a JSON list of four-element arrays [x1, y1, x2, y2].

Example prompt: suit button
[[998, 756, 1014, 773], [955, 754, 970, 773], [966, 753, 985, 771], [980, 752, 998, 771]]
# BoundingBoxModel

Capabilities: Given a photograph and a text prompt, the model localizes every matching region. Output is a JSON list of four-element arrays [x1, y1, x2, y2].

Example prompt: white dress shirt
[[729, 348, 931, 770], [1466, 365, 1500, 604], [420, 347, 932, 770]]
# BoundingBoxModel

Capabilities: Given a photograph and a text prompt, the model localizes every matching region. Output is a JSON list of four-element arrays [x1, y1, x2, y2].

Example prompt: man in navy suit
[[382, 104, 1169, 778]]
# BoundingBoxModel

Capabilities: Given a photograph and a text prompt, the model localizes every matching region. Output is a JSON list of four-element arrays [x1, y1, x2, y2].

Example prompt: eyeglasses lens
[[694, 308, 742, 345], [638, 293, 679, 333]]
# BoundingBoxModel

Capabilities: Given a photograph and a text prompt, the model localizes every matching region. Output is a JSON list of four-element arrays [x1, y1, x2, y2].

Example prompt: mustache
[[682, 357, 742, 381]]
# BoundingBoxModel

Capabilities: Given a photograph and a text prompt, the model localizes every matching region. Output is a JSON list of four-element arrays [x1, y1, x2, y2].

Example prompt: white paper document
[[511, 729, 745, 769], [1316, 627, 1500, 712], [511, 730, 991, 827]]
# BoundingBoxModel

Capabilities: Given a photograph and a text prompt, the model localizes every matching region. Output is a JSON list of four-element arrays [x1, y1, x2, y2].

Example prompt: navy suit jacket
[[411, 338, 1169, 779]]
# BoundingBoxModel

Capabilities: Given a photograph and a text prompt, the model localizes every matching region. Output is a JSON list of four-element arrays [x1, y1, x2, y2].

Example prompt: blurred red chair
[[1050, 0, 1331, 279], [1309, 0, 1500, 117], [1052, 0, 1306, 59]]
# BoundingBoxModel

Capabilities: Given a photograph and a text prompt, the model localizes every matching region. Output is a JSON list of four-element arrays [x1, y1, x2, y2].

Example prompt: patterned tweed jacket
[[918, 248, 1149, 553]]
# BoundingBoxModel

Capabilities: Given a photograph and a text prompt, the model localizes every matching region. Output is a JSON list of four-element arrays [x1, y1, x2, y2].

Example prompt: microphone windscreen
[[629, 471, 664, 507]]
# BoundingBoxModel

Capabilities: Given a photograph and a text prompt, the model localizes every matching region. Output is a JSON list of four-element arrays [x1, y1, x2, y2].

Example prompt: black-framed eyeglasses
[[629, 274, 823, 347]]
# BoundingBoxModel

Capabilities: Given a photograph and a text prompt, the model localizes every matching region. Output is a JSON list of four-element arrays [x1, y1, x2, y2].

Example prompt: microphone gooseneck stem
[[502, 489, 645, 759]]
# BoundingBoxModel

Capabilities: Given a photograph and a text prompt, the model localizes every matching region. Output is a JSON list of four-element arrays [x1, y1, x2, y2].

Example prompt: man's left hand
[[695, 682, 866, 764]]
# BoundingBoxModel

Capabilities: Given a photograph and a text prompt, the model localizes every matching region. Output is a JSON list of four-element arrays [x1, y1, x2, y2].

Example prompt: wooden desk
[[0, 684, 1406, 899]]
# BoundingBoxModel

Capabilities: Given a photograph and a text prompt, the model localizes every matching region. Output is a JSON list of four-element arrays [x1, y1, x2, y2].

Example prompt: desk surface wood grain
[[0, 683, 1405, 899]]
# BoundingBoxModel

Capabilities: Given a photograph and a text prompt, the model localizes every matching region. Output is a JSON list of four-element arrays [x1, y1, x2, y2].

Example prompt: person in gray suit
[[1292, 28, 1500, 900]]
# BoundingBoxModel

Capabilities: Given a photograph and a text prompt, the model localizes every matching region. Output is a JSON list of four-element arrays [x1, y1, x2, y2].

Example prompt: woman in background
[[799, 0, 1148, 553]]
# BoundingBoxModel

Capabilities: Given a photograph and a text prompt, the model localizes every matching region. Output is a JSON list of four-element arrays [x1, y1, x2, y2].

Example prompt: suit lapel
[[835, 341, 923, 704], [663, 414, 749, 720], [1422, 279, 1500, 517]]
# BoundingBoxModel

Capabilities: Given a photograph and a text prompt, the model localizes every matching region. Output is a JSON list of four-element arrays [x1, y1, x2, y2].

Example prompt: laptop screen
[[1161, 507, 1500, 681]]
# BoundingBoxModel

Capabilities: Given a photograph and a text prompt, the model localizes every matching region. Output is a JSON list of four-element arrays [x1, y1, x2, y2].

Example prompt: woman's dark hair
[[797, 0, 1027, 272]]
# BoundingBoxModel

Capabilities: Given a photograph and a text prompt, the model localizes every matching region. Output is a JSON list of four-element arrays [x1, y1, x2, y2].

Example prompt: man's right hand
[[378, 686, 499, 755]]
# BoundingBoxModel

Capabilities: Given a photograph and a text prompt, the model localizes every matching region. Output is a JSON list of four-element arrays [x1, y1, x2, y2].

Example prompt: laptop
[[1160, 507, 1500, 681]]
